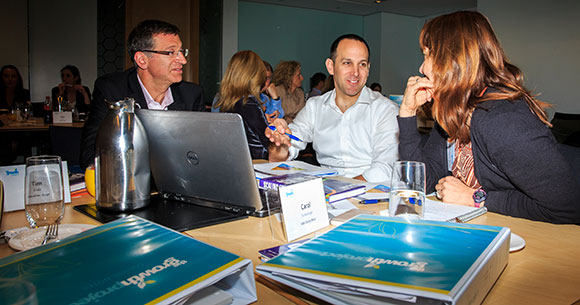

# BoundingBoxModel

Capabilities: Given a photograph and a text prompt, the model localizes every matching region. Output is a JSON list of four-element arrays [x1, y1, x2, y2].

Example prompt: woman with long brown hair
[[398, 11, 579, 223]]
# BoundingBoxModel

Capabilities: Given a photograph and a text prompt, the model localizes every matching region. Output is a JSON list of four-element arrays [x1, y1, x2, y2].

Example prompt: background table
[[0, 115, 85, 166], [1, 195, 579, 304]]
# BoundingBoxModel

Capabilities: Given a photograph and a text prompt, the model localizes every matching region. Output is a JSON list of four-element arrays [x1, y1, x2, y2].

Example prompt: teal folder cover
[[0, 215, 256, 304], [257, 215, 510, 304]]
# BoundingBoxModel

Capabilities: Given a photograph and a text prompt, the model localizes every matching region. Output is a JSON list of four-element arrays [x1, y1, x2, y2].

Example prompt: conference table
[[1, 194, 579, 304], [0, 115, 84, 132]]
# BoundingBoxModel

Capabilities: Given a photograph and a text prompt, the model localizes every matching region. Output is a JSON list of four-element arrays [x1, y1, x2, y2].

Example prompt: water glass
[[24, 156, 65, 228], [389, 161, 426, 219]]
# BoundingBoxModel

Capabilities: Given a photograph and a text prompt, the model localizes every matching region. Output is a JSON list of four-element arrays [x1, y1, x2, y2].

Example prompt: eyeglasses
[[140, 48, 189, 58]]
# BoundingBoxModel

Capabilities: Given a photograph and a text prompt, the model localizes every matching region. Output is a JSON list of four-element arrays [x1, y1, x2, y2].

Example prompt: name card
[[0, 162, 71, 212], [278, 178, 329, 241], [53, 111, 73, 123]]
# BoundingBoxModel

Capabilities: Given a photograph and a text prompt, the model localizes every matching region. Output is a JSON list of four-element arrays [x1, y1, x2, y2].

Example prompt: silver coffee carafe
[[95, 98, 150, 211]]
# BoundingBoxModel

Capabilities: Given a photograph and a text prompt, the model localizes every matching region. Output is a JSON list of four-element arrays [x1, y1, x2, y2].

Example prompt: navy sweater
[[398, 98, 580, 224]]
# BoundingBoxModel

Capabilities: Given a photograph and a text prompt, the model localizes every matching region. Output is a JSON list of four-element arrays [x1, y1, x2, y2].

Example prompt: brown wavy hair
[[215, 50, 266, 111], [420, 11, 550, 144], [272, 61, 300, 91]]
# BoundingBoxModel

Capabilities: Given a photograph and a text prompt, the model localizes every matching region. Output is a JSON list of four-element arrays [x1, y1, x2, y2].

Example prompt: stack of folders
[[0, 216, 257, 305], [259, 173, 365, 203], [257, 215, 510, 305]]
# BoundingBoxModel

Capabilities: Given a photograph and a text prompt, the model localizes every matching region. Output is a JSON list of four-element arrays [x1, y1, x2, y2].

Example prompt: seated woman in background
[[273, 61, 305, 123], [214, 50, 282, 160], [398, 11, 580, 224], [0, 65, 30, 110], [261, 61, 284, 123], [51, 65, 91, 113]]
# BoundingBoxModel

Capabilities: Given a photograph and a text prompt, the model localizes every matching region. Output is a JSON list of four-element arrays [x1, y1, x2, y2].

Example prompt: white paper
[[0, 164, 25, 212], [52, 111, 72, 123], [379, 198, 480, 222], [254, 160, 338, 177], [423, 198, 479, 222], [326, 199, 357, 217], [279, 178, 329, 241]]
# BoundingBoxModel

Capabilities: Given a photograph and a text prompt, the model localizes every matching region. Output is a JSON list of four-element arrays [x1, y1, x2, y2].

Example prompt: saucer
[[510, 233, 525, 252], [8, 224, 96, 252]]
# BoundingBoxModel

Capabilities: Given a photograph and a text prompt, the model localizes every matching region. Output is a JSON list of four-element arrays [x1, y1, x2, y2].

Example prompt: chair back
[[49, 125, 82, 172]]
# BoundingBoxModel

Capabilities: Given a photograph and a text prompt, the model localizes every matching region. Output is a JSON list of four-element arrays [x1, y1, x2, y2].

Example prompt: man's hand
[[265, 118, 292, 147], [265, 118, 291, 161]]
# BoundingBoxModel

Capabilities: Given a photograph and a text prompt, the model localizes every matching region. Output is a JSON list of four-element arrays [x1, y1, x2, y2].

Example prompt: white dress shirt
[[288, 86, 400, 183], [137, 74, 174, 110]]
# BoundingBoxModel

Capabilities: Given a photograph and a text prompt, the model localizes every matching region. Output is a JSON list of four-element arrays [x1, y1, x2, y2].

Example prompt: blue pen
[[268, 125, 302, 142], [359, 198, 389, 204]]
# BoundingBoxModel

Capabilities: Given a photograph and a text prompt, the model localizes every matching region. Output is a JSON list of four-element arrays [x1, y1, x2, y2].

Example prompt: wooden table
[[0, 115, 84, 132], [1, 195, 579, 304]]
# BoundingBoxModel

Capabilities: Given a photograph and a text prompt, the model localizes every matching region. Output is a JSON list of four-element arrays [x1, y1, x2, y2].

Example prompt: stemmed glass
[[23, 156, 64, 247]]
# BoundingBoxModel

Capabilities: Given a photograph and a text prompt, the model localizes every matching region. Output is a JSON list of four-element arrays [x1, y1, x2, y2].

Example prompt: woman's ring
[[436, 189, 442, 199]]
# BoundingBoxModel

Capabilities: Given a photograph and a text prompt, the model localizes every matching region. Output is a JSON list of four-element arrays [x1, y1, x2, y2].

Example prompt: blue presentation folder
[[0, 215, 257, 304], [257, 215, 510, 305]]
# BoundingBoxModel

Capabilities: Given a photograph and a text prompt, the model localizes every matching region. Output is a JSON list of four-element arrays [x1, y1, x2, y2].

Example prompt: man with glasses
[[80, 19, 204, 170]]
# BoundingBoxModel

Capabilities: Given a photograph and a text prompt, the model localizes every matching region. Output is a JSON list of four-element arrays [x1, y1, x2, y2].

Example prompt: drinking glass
[[21, 103, 32, 121], [24, 156, 65, 228], [0, 279, 38, 305], [389, 161, 426, 219]]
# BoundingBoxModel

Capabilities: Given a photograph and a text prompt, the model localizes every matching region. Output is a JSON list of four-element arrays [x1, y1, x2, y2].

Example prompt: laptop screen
[[136, 109, 265, 215]]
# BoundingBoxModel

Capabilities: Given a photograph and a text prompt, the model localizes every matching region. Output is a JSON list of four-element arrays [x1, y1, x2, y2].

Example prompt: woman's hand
[[57, 83, 66, 96], [74, 84, 85, 93], [266, 83, 279, 100], [435, 176, 476, 206], [399, 76, 434, 117]]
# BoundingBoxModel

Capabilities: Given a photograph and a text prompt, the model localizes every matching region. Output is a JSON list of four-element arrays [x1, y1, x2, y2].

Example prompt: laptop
[[137, 109, 277, 217]]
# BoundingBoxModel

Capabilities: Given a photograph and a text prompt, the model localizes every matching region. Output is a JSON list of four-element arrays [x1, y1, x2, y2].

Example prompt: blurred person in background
[[273, 61, 305, 123], [260, 61, 283, 123], [0, 65, 30, 111], [51, 65, 92, 114], [0, 65, 31, 165], [369, 82, 382, 94], [306, 72, 326, 100]]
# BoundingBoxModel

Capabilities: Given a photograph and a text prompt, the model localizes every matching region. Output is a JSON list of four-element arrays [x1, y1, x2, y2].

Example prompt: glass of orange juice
[[85, 165, 96, 197]]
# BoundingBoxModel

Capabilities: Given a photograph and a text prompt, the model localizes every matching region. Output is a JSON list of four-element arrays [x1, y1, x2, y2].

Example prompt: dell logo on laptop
[[186, 151, 199, 165]]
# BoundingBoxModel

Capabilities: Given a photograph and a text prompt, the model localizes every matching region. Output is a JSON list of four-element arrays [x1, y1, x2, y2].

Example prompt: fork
[[41, 224, 59, 245]]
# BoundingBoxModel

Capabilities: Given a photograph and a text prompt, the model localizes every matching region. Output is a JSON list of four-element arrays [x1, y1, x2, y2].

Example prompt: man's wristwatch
[[473, 188, 487, 208]]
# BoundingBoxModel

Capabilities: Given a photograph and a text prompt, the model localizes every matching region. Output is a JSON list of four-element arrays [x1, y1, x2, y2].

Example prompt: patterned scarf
[[452, 141, 481, 189]]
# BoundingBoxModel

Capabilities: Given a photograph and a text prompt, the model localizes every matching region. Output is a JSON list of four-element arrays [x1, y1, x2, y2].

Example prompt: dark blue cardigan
[[398, 97, 580, 224]]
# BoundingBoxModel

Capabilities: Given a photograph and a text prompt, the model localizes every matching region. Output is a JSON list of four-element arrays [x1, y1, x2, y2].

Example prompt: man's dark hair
[[127, 19, 180, 64], [309, 72, 326, 90], [329, 34, 370, 61]]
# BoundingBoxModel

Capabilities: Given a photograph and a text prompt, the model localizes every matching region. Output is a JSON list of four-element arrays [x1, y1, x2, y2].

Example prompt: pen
[[268, 125, 302, 142], [359, 198, 389, 204], [451, 207, 488, 223]]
